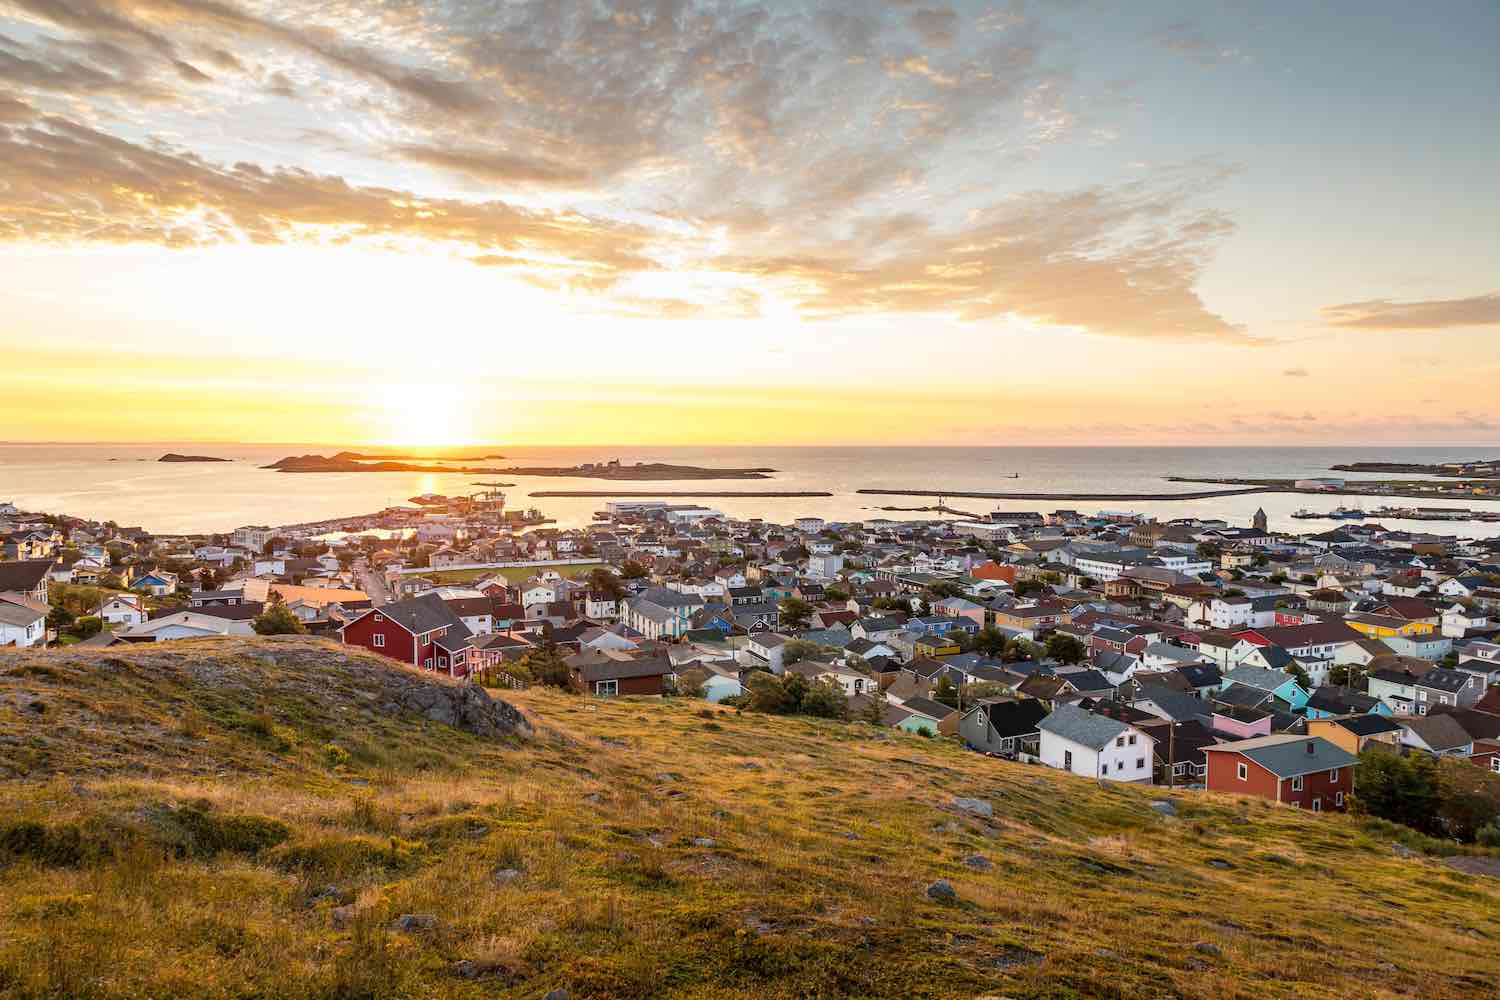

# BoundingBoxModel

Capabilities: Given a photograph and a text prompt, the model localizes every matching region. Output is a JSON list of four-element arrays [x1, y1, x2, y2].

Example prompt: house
[[914, 632, 961, 658], [0, 559, 53, 604], [572, 655, 673, 697], [113, 611, 254, 642], [1304, 686, 1390, 720], [1398, 713, 1474, 757], [1038, 703, 1157, 783], [128, 568, 180, 597], [959, 698, 1048, 757], [785, 659, 874, 697], [1204, 734, 1357, 811], [339, 593, 474, 677], [743, 632, 789, 673], [1220, 665, 1310, 712], [0, 598, 47, 648], [622, 587, 704, 639], [887, 696, 955, 736], [99, 594, 147, 627], [1305, 715, 1403, 756]]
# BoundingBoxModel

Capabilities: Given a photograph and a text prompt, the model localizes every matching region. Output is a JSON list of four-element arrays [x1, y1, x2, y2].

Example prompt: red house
[[341, 593, 474, 677], [1204, 734, 1358, 812]]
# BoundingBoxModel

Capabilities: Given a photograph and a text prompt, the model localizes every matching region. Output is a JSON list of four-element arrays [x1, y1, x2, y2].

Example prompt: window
[[1328, 768, 1340, 782], [596, 679, 619, 696], [1311, 798, 1322, 813], [424, 658, 433, 668], [1128, 734, 1138, 746], [1490, 758, 1500, 774], [1174, 763, 1186, 777], [1064, 750, 1073, 770], [1136, 757, 1146, 770], [372, 634, 385, 648], [1291, 775, 1304, 792], [1236, 762, 1248, 781], [1115, 736, 1125, 748], [1335, 791, 1345, 807], [373, 614, 382, 622], [1101, 762, 1109, 774]]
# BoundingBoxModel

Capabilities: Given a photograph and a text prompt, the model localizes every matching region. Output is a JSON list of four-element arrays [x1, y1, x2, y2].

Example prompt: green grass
[[0, 639, 1496, 999], [425, 563, 607, 586]]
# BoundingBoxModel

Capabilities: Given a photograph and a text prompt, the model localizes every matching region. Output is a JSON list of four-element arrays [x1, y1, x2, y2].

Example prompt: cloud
[[0, 112, 662, 281], [0, 0, 1247, 339], [1283, 367, 1309, 377], [1320, 293, 1500, 330], [396, 144, 592, 189], [1148, 21, 1244, 65]]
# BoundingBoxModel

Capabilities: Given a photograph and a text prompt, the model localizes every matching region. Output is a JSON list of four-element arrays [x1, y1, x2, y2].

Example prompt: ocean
[[2, 444, 1498, 537]]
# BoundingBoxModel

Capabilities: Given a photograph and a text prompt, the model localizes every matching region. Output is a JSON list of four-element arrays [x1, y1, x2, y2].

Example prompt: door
[[1064, 749, 1073, 771]]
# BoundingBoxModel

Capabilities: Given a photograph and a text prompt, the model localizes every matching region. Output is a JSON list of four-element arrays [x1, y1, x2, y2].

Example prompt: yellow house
[[1306, 716, 1402, 756], [914, 633, 962, 658], [1344, 612, 1435, 640]]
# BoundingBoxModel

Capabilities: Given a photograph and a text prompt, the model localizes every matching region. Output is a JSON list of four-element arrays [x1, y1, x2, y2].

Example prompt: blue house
[[1220, 665, 1311, 712]]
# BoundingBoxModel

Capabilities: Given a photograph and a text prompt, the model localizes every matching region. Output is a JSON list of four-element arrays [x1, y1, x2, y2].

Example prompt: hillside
[[1, 640, 1496, 999]]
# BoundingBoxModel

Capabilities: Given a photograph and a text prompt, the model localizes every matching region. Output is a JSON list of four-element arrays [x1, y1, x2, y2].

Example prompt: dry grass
[[0, 640, 1497, 998]]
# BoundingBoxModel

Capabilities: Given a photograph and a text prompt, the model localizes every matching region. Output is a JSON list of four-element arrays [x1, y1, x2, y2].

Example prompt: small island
[[1330, 460, 1500, 477], [264, 454, 511, 474], [158, 453, 230, 463]]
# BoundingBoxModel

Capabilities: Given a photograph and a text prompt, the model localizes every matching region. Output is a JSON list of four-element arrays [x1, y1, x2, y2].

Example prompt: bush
[[1477, 824, 1500, 848]]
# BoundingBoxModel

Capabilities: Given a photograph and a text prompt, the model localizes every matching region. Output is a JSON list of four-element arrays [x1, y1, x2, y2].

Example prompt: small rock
[[952, 797, 993, 819], [330, 905, 357, 930], [992, 945, 1045, 969], [1377, 961, 1397, 972], [842, 830, 859, 840], [964, 855, 993, 871], [656, 771, 681, 782], [1150, 800, 1177, 817], [743, 915, 772, 936], [860, 916, 878, 927], [1194, 942, 1221, 957], [926, 879, 957, 902], [492, 867, 523, 886], [1392, 843, 1415, 859], [392, 913, 438, 932], [454, 961, 478, 980], [1206, 858, 1233, 870], [307, 884, 342, 905], [1185, 958, 1209, 972], [1094, 948, 1119, 959], [543, 990, 571, 1000], [692, 837, 716, 848]]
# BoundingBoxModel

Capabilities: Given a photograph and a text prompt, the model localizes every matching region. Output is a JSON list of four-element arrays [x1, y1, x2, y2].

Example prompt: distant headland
[[158, 453, 229, 463], [263, 454, 776, 479]]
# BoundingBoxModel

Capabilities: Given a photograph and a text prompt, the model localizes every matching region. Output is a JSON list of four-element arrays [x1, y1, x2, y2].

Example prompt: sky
[[1, 0, 1498, 447]]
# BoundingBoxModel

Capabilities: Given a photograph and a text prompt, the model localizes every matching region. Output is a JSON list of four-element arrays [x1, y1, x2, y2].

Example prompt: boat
[[1330, 506, 1367, 519], [407, 493, 449, 506], [1291, 508, 1320, 519]]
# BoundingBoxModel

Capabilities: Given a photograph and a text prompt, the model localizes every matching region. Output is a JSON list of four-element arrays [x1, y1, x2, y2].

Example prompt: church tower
[[1252, 507, 1268, 533]]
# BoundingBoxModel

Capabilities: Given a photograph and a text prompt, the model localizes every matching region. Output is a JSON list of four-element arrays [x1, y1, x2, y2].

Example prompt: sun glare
[[376, 386, 474, 448]]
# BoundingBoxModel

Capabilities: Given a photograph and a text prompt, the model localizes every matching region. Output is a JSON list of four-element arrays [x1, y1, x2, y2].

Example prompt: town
[[3, 494, 1498, 841]]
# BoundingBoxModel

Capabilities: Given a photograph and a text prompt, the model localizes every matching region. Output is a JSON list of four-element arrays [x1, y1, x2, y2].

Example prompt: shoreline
[[857, 487, 1272, 501], [528, 490, 831, 498]]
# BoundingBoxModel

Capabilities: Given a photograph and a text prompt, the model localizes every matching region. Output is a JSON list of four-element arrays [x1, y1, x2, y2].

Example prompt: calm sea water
[[2, 444, 1498, 537]]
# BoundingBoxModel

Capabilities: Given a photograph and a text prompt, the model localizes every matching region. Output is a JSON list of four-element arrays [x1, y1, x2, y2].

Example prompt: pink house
[[1212, 706, 1274, 740], [932, 596, 986, 629]]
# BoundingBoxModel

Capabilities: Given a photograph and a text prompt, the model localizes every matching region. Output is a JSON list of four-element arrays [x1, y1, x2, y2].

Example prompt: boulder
[[926, 879, 957, 902], [951, 797, 993, 819], [392, 913, 438, 932], [964, 855, 994, 872], [1150, 800, 1177, 817]]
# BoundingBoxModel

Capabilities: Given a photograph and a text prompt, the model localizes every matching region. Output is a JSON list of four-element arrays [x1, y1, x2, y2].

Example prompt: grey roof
[[1143, 641, 1207, 664], [1223, 665, 1300, 693], [1416, 669, 1477, 695], [372, 592, 467, 637], [1038, 703, 1130, 750], [900, 696, 954, 720], [971, 698, 1049, 738], [0, 601, 45, 627], [577, 656, 672, 683], [1203, 734, 1358, 777], [0, 559, 52, 591], [1400, 714, 1473, 752], [1135, 686, 1213, 723]]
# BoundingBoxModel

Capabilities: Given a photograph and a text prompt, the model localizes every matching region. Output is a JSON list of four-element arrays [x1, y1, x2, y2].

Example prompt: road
[[354, 560, 389, 606]]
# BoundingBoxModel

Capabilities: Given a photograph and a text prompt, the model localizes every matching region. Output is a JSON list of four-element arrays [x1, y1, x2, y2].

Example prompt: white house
[[114, 612, 254, 642], [99, 594, 147, 627], [1038, 703, 1157, 783], [807, 552, 845, 580], [0, 600, 47, 648], [742, 632, 789, 674]]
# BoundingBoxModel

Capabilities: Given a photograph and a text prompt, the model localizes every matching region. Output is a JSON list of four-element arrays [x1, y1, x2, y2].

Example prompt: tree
[[825, 586, 850, 603], [974, 626, 1008, 657], [1286, 663, 1312, 691], [519, 644, 572, 689], [1196, 542, 1221, 558], [933, 674, 960, 709], [779, 597, 814, 631], [47, 605, 75, 632], [1013, 579, 1049, 598], [1044, 633, 1086, 665], [926, 581, 967, 600], [859, 694, 887, 726], [619, 560, 649, 580], [587, 567, 626, 600], [782, 639, 835, 666], [70, 615, 103, 639], [872, 596, 914, 614], [252, 604, 305, 636], [740, 671, 847, 720]]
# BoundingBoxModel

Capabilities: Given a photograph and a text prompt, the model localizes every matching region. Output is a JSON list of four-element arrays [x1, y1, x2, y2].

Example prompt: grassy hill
[[0, 639, 1496, 999]]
